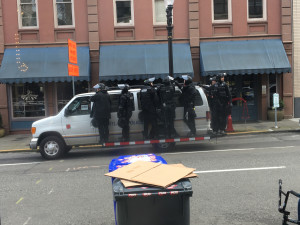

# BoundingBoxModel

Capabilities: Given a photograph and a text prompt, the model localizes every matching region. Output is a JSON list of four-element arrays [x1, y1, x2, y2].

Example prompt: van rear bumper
[[29, 138, 38, 149]]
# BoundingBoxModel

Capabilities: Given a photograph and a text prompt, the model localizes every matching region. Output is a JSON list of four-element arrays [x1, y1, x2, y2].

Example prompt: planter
[[267, 109, 284, 121], [0, 128, 5, 138]]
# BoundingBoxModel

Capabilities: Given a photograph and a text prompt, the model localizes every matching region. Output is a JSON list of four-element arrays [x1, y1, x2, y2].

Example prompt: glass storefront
[[227, 75, 258, 121], [205, 75, 259, 122], [12, 83, 45, 118]]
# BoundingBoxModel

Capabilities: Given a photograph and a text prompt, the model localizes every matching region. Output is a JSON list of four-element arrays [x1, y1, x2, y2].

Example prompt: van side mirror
[[64, 108, 71, 117]]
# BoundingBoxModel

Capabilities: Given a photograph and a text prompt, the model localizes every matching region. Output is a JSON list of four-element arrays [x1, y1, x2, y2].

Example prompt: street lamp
[[164, 0, 175, 77]]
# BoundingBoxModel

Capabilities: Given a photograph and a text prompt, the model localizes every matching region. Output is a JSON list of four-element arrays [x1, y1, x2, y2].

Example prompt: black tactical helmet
[[182, 75, 192, 85], [210, 76, 217, 82], [144, 77, 155, 85], [163, 75, 174, 84], [217, 73, 227, 77], [93, 83, 106, 90], [118, 84, 130, 90]]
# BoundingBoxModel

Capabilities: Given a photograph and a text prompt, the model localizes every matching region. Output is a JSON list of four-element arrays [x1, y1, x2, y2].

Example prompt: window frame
[[17, 0, 39, 29], [53, 0, 75, 28], [113, 0, 134, 26], [152, 0, 167, 25], [247, 0, 267, 22], [212, 0, 232, 23]]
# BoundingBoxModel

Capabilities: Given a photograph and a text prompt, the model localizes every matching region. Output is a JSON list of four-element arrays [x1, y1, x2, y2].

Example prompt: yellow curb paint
[[49, 168, 53, 171], [36, 179, 42, 184], [16, 197, 24, 204], [0, 148, 31, 152]]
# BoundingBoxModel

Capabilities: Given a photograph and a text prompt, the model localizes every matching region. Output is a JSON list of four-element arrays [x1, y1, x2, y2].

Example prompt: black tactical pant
[[183, 107, 196, 135], [122, 118, 130, 141], [219, 101, 228, 131], [143, 111, 158, 139], [97, 118, 109, 143], [162, 105, 176, 138]]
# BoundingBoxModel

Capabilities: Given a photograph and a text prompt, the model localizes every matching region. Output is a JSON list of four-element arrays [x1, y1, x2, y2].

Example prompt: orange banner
[[68, 39, 77, 64], [68, 63, 79, 76]]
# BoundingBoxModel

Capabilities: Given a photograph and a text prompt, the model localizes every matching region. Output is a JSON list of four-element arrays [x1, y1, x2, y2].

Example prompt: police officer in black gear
[[91, 83, 111, 144], [158, 76, 177, 138], [117, 84, 134, 141], [140, 77, 159, 139], [176, 75, 197, 137], [207, 77, 221, 135], [201, 76, 219, 135], [217, 73, 232, 135]]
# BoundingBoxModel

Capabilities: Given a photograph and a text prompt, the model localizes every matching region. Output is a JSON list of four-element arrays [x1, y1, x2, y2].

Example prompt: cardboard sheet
[[105, 161, 195, 188], [121, 164, 197, 187]]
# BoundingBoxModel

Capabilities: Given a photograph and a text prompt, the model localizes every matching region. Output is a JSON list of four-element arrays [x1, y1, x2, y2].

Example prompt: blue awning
[[99, 43, 194, 81], [0, 47, 90, 84], [200, 39, 291, 76]]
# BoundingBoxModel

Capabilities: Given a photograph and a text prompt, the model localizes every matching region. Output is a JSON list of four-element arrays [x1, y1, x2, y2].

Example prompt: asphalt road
[[1, 132, 300, 225]]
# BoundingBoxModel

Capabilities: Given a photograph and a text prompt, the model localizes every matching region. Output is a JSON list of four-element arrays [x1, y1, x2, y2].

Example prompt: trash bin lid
[[112, 178, 193, 199], [109, 154, 167, 172]]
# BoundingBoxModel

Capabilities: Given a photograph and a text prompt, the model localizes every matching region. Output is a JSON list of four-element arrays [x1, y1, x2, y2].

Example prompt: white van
[[30, 86, 210, 159]]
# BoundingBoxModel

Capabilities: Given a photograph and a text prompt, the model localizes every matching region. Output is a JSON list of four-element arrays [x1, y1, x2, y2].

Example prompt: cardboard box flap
[[105, 161, 161, 180], [132, 164, 195, 188]]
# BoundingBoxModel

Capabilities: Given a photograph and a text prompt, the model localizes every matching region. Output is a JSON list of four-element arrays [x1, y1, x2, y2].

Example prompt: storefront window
[[227, 75, 255, 106], [241, 76, 255, 106], [12, 83, 45, 118], [57, 81, 88, 112]]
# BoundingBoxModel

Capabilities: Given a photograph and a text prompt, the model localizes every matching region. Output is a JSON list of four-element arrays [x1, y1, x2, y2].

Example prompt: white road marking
[[66, 168, 70, 172], [194, 166, 286, 174], [0, 162, 42, 167], [162, 146, 295, 155], [23, 217, 31, 225], [48, 188, 54, 195]]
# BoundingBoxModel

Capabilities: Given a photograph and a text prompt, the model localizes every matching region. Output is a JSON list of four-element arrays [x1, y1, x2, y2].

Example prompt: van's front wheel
[[40, 136, 65, 160], [152, 142, 175, 152]]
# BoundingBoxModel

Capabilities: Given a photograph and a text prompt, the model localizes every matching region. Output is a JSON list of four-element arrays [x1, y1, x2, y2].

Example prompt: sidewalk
[[0, 118, 299, 152]]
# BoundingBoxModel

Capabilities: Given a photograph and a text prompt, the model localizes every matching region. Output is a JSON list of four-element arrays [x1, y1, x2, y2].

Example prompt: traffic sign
[[68, 39, 77, 64], [273, 93, 279, 108], [68, 63, 79, 76]]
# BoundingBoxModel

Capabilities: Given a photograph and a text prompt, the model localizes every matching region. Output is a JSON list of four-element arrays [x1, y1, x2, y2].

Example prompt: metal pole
[[275, 107, 278, 128], [72, 76, 75, 96], [166, 5, 174, 77]]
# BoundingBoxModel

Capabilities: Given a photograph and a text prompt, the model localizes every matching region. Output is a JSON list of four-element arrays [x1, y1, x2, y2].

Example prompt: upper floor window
[[248, 0, 266, 21], [153, 0, 166, 24], [54, 0, 75, 27], [18, 0, 38, 28], [213, 0, 232, 23], [114, 0, 134, 26]]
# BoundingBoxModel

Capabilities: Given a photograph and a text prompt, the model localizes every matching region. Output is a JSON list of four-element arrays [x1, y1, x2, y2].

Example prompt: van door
[[61, 96, 98, 145]]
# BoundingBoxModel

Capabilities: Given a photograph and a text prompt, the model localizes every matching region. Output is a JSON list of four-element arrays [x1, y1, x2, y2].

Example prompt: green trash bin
[[112, 178, 193, 225]]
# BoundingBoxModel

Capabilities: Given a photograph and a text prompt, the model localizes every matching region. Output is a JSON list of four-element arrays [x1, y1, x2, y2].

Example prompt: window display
[[12, 83, 45, 118]]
